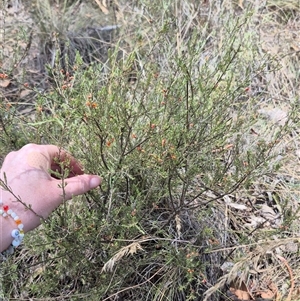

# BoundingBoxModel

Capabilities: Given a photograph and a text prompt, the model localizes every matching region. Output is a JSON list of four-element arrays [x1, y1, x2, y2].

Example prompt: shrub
[[1, 0, 299, 300]]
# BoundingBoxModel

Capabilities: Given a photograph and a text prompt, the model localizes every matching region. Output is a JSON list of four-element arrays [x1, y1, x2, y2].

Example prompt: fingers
[[52, 175, 101, 200], [23, 144, 84, 176], [44, 145, 84, 176]]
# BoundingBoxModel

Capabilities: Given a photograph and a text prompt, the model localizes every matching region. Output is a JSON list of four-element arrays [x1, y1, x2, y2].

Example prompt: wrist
[[1, 187, 39, 232], [0, 208, 17, 252], [0, 189, 25, 253]]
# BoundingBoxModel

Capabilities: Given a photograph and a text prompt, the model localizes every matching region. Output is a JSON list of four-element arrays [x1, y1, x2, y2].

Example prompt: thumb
[[54, 175, 101, 200]]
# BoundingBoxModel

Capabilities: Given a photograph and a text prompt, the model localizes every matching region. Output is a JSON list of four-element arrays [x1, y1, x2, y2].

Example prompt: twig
[[102, 266, 165, 301], [0, 179, 44, 221], [94, 0, 109, 14], [276, 254, 294, 301]]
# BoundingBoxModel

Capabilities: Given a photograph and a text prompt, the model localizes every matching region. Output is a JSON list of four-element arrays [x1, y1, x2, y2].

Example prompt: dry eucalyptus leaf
[[259, 204, 279, 219], [227, 203, 248, 211], [229, 280, 253, 300], [224, 195, 248, 210], [20, 89, 31, 98], [0, 80, 10, 88], [259, 289, 275, 299], [245, 215, 265, 228]]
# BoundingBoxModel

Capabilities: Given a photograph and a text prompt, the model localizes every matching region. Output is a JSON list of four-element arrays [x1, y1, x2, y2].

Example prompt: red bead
[[3, 205, 9, 211]]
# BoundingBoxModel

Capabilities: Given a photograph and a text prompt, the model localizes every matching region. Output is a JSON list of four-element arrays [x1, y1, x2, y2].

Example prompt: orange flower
[[106, 138, 114, 147], [0, 73, 8, 79], [86, 101, 97, 108], [137, 146, 145, 152]]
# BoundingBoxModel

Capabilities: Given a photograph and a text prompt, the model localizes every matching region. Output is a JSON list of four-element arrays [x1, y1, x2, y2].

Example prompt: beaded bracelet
[[0, 199, 25, 257]]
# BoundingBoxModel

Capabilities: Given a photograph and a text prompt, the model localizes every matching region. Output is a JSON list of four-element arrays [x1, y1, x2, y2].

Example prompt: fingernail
[[90, 176, 101, 189]]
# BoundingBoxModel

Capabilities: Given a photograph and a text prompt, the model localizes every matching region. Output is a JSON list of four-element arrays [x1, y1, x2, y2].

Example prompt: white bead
[[18, 224, 24, 230], [7, 209, 12, 214], [12, 239, 21, 247], [13, 216, 19, 221], [11, 212, 17, 218], [11, 229, 20, 238], [0, 209, 3, 215], [2, 213, 7, 217]]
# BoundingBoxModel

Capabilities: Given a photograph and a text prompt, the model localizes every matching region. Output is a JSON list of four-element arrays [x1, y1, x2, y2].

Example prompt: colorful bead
[[0, 202, 25, 257], [11, 229, 20, 238], [12, 239, 21, 247]]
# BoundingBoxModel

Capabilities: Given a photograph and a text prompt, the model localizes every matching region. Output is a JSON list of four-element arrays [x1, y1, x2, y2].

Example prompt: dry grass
[[101, 242, 144, 273], [1, 0, 300, 300]]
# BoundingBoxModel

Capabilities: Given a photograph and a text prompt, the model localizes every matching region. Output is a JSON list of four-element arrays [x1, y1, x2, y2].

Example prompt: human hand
[[0, 144, 101, 240]]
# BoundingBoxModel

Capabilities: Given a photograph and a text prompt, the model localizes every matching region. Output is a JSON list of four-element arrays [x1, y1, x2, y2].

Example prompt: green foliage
[[1, 0, 299, 300]]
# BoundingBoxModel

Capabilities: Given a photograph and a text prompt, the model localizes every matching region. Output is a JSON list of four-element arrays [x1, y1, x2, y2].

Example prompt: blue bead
[[11, 229, 20, 238]]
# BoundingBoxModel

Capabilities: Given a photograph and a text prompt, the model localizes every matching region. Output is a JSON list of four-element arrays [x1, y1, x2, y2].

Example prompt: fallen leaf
[[245, 215, 265, 228], [20, 89, 31, 98], [238, 0, 244, 9], [290, 43, 300, 52], [228, 203, 248, 210], [230, 280, 253, 300], [259, 204, 279, 220], [224, 195, 248, 210], [0, 80, 10, 88], [259, 289, 275, 299]]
